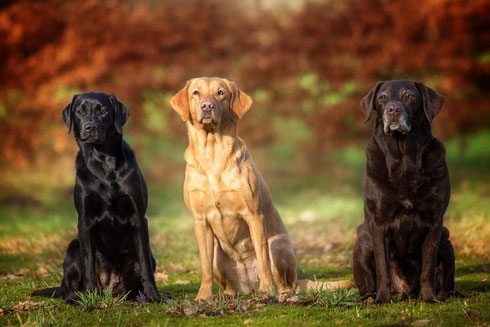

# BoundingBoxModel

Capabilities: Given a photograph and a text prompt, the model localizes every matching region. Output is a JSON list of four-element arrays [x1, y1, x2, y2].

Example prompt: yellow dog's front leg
[[244, 213, 275, 295], [194, 216, 215, 301]]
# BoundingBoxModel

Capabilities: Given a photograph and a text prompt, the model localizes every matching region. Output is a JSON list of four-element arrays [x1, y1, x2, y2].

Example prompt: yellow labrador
[[170, 77, 354, 300]]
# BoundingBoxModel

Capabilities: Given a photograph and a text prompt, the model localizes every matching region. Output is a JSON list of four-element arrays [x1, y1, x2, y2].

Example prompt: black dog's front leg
[[420, 223, 442, 303], [134, 217, 161, 302], [370, 221, 392, 303], [78, 220, 97, 291]]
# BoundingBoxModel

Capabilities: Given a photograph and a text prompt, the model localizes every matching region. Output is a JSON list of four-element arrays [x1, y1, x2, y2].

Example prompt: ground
[[0, 133, 489, 326]]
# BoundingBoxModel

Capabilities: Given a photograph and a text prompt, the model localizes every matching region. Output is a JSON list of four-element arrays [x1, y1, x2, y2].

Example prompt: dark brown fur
[[353, 80, 455, 303]]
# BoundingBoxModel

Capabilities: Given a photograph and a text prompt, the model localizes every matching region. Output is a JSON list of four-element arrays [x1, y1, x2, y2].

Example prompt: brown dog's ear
[[225, 80, 253, 120], [360, 82, 383, 123], [415, 82, 445, 123], [62, 94, 79, 134], [108, 95, 129, 134], [170, 81, 191, 122]]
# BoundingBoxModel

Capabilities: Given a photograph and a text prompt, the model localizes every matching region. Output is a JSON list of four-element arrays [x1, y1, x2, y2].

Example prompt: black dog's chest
[[83, 182, 137, 225]]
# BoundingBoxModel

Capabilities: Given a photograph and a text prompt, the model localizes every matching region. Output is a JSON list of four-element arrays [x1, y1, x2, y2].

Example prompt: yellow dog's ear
[[170, 81, 191, 121], [225, 80, 253, 120]]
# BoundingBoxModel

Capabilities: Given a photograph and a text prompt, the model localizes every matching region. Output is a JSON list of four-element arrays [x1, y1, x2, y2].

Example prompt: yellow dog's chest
[[185, 172, 256, 261]]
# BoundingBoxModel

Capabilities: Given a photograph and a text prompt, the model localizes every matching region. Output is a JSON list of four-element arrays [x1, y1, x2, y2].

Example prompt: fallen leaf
[[243, 318, 252, 324], [183, 307, 198, 317], [363, 297, 374, 306], [36, 267, 49, 277], [11, 300, 40, 312], [175, 279, 190, 285], [0, 274, 19, 281], [154, 272, 168, 283], [413, 319, 431, 326]]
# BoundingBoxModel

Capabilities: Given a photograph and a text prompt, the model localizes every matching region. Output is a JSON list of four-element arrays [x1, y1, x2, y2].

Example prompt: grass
[[0, 131, 489, 326]]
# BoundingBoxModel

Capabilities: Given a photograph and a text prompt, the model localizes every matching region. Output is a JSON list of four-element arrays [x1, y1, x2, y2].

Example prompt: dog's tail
[[295, 279, 355, 292], [31, 287, 63, 298]]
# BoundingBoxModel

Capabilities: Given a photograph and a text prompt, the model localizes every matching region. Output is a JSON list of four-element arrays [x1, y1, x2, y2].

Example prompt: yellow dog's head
[[170, 77, 252, 131]]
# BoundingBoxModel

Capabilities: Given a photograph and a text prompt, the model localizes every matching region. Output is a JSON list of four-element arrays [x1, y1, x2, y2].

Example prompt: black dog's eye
[[217, 90, 224, 96], [379, 94, 387, 101], [193, 90, 200, 96], [100, 108, 107, 115], [406, 93, 414, 100], [77, 109, 84, 115]]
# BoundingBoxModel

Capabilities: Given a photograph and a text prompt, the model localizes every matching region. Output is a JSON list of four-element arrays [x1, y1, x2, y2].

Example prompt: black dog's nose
[[84, 123, 96, 132], [387, 105, 401, 115], [200, 101, 214, 112]]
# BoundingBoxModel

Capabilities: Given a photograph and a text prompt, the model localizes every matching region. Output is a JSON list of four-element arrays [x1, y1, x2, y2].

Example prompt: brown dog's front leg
[[370, 221, 392, 303], [420, 223, 442, 303], [245, 213, 274, 295], [194, 216, 215, 301]]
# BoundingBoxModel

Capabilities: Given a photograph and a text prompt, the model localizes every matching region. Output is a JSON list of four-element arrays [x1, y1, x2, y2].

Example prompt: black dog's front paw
[[138, 288, 170, 303], [375, 289, 392, 304]]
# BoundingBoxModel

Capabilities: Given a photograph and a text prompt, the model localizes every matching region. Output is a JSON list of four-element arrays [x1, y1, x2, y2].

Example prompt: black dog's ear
[[360, 82, 383, 123], [108, 95, 129, 134], [62, 94, 79, 134], [415, 82, 445, 123]]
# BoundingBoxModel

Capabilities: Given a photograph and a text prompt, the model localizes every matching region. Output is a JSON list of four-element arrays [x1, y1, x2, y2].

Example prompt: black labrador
[[32, 92, 165, 303], [353, 80, 455, 303]]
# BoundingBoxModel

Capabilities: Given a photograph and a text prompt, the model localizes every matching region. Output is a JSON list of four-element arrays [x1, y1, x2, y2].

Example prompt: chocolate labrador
[[170, 77, 353, 301], [353, 80, 455, 303], [32, 92, 166, 303]]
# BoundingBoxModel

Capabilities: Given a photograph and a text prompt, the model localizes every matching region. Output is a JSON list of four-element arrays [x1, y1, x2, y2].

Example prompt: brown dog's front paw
[[420, 289, 440, 303], [374, 290, 392, 304]]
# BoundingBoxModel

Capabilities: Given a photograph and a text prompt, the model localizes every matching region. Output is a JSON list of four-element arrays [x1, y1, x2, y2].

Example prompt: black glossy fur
[[353, 80, 455, 303], [32, 92, 165, 303]]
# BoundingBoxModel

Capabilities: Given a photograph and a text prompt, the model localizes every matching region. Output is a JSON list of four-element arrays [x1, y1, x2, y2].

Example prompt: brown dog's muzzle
[[383, 103, 411, 134]]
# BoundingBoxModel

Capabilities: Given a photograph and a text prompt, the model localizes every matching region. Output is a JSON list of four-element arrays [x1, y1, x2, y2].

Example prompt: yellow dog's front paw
[[195, 288, 213, 302]]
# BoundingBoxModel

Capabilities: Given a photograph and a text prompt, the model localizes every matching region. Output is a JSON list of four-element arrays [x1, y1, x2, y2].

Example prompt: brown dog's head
[[170, 77, 252, 131], [361, 80, 445, 135]]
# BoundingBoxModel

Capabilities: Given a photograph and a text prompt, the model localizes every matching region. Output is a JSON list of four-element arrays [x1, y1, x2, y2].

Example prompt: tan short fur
[[170, 77, 354, 300]]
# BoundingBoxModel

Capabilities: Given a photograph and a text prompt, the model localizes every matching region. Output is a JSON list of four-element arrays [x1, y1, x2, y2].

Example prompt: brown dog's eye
[[217, 90, 224, 96], [77, 109, 84, 115], [406, 93, 414, 100], [379, 94, 387, 101], [193, 90, 199, 96]]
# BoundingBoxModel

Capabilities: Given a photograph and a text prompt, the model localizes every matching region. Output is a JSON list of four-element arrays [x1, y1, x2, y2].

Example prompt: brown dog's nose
[[200, 101, 214, 112], [387, 105, 401, 115]]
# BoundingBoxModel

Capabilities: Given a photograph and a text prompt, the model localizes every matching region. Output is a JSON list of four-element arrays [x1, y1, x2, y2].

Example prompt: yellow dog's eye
[[193, 90, 199, 96], [217, 90, 224, 96]]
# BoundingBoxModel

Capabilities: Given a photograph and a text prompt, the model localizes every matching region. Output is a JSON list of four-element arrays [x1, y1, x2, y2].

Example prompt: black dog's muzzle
[[80, 122, 100, 142]]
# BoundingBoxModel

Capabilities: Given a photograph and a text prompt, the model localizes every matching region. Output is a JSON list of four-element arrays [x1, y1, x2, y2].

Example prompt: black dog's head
[[361, 80, 445, 135], [62, 92, 129, 144]]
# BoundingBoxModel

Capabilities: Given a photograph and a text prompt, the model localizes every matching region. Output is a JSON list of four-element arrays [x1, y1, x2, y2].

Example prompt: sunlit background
[[0, 0, 489, 320]]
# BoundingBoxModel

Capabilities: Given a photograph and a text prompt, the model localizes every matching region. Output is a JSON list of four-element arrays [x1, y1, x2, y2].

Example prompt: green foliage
[[74, 289, 129, 311], [142, 91, 173, 133], [297, 288, 360, 308]]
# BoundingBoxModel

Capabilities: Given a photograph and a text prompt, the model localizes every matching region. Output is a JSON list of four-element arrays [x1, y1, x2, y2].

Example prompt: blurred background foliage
[[0, 0, 489, 200]]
